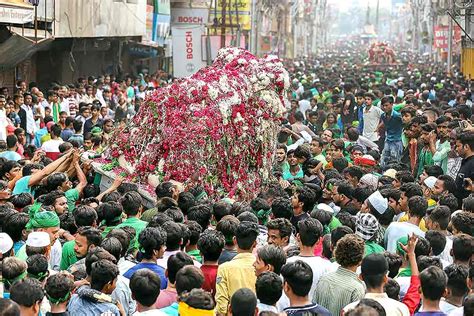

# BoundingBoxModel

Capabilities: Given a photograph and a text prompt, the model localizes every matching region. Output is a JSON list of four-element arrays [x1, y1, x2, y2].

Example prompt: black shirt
[[455, 155, 474, 200]]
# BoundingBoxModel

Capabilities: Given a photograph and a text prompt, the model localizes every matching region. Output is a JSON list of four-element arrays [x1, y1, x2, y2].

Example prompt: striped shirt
[[313, 266, 365, 316]]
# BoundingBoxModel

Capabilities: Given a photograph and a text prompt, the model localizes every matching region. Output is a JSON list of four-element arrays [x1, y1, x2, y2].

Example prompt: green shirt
[[116, 217, 148, 249], [101, 225, 116, 238], [60, 240, 77, 270], [314, 154, 328, 167], [328, 216, 342, 231], [65, 188, 80, 212], [432, 139, 450, 174], [364, 241, 385, 256], [187, 249, 202, 263], [416, 148, 434, 178], [15, 244, 28, 261]]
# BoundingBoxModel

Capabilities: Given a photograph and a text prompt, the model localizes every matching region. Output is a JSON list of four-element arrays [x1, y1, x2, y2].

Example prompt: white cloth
[[41, 139, 64, 153], [60, 98, 70, 115], [21, 104, 38, 135], [385, 222, 425, 253], [0, 109, 8, 141], [118, 257, 137, 276], [448, 307, 464, 316], [133, 310, 167, 315], [298, 99, 311, 118], [50, 239, 62, 271], [440, 298, 461, 315], [363, 105, 384, 141], [286, 255, 336, 299], [343, 293, 410, 316], [438, 235, 454, 266]]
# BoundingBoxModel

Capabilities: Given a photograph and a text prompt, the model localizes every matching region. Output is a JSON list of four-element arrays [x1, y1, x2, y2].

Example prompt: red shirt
[[200, 264, 218, 297]]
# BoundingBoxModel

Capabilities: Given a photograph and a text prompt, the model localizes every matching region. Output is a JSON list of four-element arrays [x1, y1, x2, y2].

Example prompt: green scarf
[[26, 210, 60, 230], [257, 209, 272, 225]]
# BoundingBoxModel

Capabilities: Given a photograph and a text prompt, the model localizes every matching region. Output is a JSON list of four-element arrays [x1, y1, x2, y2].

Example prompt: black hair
[[106, 229, 131, 258], [216, 215, 240, 246], [90, 259, 119, 291], [211, 201, 231, 222], [428, 206, 451, 230], [180, 288, 215, 310], [102, 191, 121, 203], [26, 254, 49, 281], [417, 255, 443, 272], [167, 251, 194, 284], [230, 288, 257, 316], [333, 157, 349, 173], [197, 229, 225, 262], [97, 202, 123, 227], [100, 237, 123, 262], [297, 218, 323, 246], [45, 272, 74, 305], [187, 204, 212, 229], [72, 119, 83, 133], [257, 245, 287, 275], [331, 226, 354, 249], [137, 226, 166, 260], [451, 212, 474, 235], [186, 220, 202, 246], [420, 266, 447, 300], [256, 271, 283, 306], [343, 166, 364, 181], [164, 207, 184, 223], [85, 247, 117, 276], [310, 209, 332, 227], [437, 175, 456, 194], [73, 205, 98, 227], [281, 260, 313, 297], [162, 221, 182, 251], [266, 218, 293, 240], [336, 212, 356, 232], [59, 211, 77, 235], [236, 211, 258, 224], [438, 194, 458, 214], [77, 226, 103, 248], [235, 221, 259, 250], [0, 298, 20, 315], [463, 195, 474, 212], [154, 181, 175, 199], [425, 230, 446, 256], [357, 299, 386, 316], [177, 192, 196, 216], [175, 265, 204, 295], [83, 184, 100, 199], [120, 191, 142, 216], [148, 213, 173, 228], [130, 269, 161, 307], [45, 173, 68, 191], [452, 234, 473, 262], [354, 187, 376, 204], [3, 212, 29, 242], [444, 264, 469, 298], [5, 135, 17, 149], [384, 278, 400, 300], [9, 278, 44, 307], [400, 182, 423, 198], [408, 196, 428, 218], [22, 163, 43, 177], [423, 165, 444, 178], [294, 186, 317, 213]]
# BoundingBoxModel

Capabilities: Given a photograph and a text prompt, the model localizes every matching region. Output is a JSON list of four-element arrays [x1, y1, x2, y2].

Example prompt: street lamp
[[29, 0, 40, 43]]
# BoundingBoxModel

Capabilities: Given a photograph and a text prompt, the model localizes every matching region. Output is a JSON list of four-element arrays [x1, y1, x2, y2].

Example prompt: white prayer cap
[[26, 232, 50, 248]]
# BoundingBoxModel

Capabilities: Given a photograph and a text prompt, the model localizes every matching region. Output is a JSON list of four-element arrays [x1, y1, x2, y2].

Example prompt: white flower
[[208, 87, 219, 100]]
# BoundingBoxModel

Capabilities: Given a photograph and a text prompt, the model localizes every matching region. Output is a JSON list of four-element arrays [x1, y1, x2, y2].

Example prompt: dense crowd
[[0, 49, 472, 316]]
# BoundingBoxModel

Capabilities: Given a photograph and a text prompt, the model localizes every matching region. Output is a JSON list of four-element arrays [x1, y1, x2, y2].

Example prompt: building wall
[[55, 0, 147, 38]]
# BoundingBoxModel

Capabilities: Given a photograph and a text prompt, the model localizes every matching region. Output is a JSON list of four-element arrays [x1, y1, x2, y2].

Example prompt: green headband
[[46, 291, 71, 305], [195, 191, 208, 201], [4, 270, 27, 287], [257, 209, 272, 225], [27, 271, 49, 282], [26, 210, 60, 230]]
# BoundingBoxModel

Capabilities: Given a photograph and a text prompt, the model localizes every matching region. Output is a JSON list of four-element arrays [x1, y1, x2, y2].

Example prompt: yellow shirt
[[215, 252, 256, 315]]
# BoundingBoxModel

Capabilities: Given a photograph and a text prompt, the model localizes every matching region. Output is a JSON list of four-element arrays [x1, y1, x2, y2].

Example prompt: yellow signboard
[[0, 0, 32, 7], [216, 0, 251, 13], [210, 12, 251, 30]]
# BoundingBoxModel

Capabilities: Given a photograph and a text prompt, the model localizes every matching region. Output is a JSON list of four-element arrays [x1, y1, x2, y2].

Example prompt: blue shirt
[[123, 262, 168, 289], [160, 302, 179, 316], [60, 128, 74, 141], [13, 175, 32, 195], [382, 110, 403, 142], [34, 128, 48, 147], [282, 167, 304, 181], [0, 151, 21, 161], [68, 286, 120, 316]]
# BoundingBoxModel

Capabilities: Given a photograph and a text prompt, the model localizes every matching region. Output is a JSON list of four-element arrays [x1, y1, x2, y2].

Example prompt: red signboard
[[434, 25, 462, 49]]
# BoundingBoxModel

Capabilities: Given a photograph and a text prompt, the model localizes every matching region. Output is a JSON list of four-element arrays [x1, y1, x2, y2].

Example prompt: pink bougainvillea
[[105, 47, 289, 200]]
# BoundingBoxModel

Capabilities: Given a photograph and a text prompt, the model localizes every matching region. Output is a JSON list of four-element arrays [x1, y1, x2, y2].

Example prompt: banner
[[216, 0, 250, 12], [0, 1, 33, 24], [172, 25, 206, 78], [433, 25, 462, 49], [209, 12, 251, 30]]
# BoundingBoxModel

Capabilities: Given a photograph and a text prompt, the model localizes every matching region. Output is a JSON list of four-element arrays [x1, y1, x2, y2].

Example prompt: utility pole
[[221, 0, 227, 48], [375, 0, 380, 32], [366, 0, 370, 25], [447, 0, 453, 73]]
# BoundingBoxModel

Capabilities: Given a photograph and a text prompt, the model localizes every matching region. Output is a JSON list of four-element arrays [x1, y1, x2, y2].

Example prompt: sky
[[328, 0, 393, 13]]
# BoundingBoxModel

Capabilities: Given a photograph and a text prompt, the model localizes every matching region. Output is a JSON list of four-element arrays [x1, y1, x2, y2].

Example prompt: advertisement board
[[172, 25, 206, 78]]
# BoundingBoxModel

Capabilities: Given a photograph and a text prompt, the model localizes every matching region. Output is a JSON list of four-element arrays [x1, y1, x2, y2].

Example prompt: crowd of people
[[0, 48, 472, 316]]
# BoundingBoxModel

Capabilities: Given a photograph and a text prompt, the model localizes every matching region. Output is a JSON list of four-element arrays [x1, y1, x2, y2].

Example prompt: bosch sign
[[171, 8, 209, 25]]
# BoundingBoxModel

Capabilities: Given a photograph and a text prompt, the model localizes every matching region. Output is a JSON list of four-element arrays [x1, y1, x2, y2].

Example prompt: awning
[[0, 31, 53, 70], [0, 0, 34, 24]]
